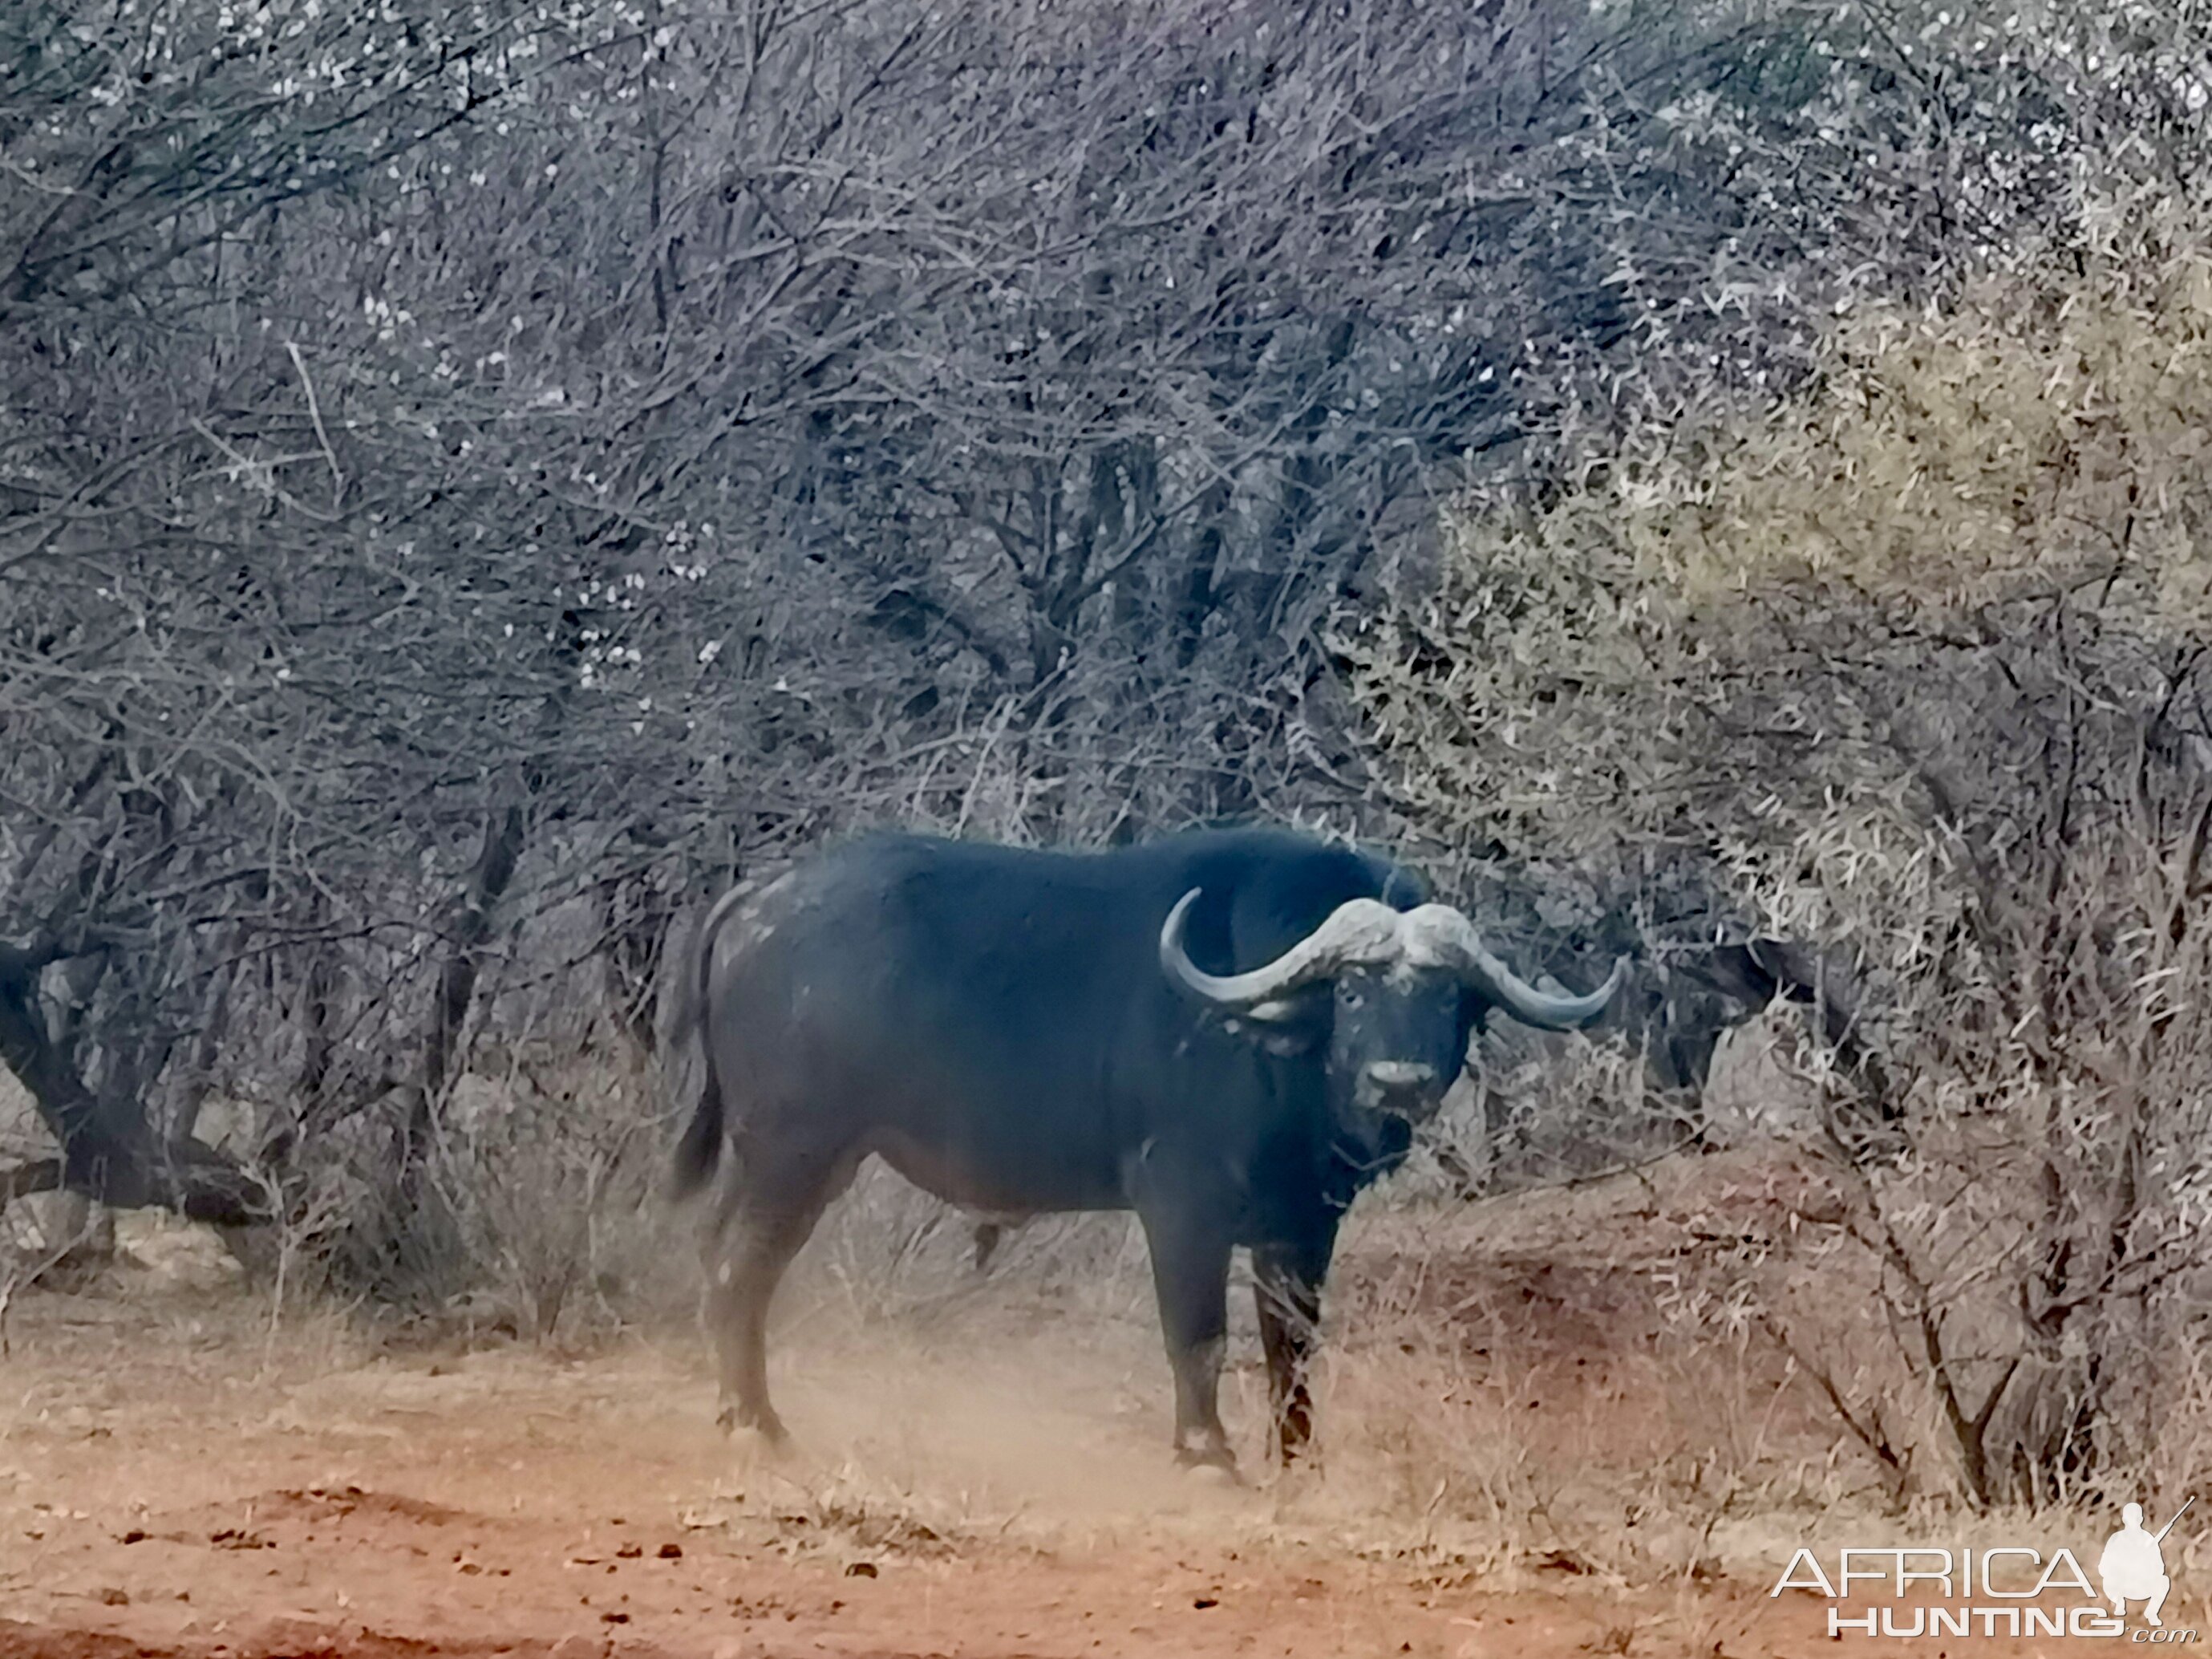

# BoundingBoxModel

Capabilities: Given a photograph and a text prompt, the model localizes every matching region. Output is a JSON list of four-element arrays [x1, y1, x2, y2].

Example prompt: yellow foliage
[[1345, 249, 2212, 866], [1623, 254, 2212, 621]]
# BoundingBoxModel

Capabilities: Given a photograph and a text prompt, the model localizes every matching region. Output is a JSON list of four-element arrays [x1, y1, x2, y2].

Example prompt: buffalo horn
[[1159, 889, 1404, 1013], [1408, 907, 1627, 1028]]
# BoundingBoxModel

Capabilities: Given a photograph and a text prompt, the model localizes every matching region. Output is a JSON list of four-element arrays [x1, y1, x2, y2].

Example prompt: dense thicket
[[1348, 1, 2212, 1504], [0, 0, 1819, 1214], [7, 0, 2212, 1497]]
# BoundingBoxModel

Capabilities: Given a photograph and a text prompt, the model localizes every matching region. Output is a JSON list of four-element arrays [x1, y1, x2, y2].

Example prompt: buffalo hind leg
[[1137, 1204, 1237, 1474], [1254, 1223, 1338, 1467], [703, 1148, 856, 1444]]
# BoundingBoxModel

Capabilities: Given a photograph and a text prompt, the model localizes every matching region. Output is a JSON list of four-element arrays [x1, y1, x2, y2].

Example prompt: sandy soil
[[0, 1155, 2187, 1657]]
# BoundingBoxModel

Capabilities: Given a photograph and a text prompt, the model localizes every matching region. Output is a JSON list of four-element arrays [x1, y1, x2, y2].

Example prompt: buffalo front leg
[[970, 1222, 1002, 1274], [1254, 1223, 1338, 1467], [1136, 1203, 1237, 1474], [703, 1150, 854, 1444]]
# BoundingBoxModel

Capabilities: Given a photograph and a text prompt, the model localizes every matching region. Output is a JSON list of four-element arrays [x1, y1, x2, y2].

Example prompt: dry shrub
[[431, 1062, 685, 1343], [1347, 223, 2212, 1508], [282, 1045, 693, 1345], [1641, 259, 2212, 618], [1345, 241, 2212, 860], [1724, 776, 2212, 1508]]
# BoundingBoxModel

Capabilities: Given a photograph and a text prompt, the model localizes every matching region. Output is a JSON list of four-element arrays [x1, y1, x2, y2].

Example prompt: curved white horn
[[1406, 907, 1627, 1029], [1160, 888, 1405, 1010]]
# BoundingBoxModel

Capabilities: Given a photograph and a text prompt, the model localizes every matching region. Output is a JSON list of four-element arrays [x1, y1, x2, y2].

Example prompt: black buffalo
[[668, 826, 1624, 1474]]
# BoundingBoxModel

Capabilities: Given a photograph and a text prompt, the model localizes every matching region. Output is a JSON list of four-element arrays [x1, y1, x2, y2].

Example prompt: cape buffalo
[[669, 826, 1624, 1474]]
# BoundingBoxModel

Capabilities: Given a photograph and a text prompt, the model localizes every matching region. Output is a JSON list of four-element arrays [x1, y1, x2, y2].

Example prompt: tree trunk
[[0, 942, 263, 1223]]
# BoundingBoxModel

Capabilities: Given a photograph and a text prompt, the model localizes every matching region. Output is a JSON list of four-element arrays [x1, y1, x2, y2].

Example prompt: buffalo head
[[1159, 890, 1627, 1123]]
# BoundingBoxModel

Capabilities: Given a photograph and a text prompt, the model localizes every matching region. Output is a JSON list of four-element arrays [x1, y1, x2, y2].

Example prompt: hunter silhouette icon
[[2101, 1497, 2192, 1627]]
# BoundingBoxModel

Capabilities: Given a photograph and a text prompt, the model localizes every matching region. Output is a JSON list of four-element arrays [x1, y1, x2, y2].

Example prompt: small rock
[[98, 1588, 129, 1607], [5, 1191, 112, 1264], [657, 1542, 683, 1560], [112, 1208, 242, 1292], [844, 1561, 878, 1579]]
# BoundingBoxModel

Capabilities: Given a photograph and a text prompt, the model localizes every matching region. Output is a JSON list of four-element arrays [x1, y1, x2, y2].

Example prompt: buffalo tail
[[668, 886, 747, 1200]]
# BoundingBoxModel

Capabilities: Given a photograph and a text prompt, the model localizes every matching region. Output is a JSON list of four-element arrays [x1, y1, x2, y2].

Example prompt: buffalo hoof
[[725, 1425, 794, 1465], [1174, 1449, 1242, 1488], [715, 1407, 791, 1457], [1266, 1456, 1323, 1493]]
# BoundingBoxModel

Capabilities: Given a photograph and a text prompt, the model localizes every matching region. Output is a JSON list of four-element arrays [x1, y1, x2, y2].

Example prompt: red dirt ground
[[0, 1154, 2193, 1657]]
